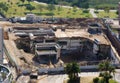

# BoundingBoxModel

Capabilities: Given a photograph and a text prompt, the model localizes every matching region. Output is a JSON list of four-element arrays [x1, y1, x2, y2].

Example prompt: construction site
[[1, 18, 120, 81]]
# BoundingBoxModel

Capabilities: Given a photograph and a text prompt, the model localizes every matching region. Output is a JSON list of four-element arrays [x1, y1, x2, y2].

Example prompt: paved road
[[16, 76, 30, 83], [79, 72, 99, 77], [38, 74, 68, 83], [114, 69, 120, 83], [37, 72, 99, 83], [16, 71, 120, 83], [97, 9, 117, 12], [34, 1, 73, 9], [89, 8, 98, 18]]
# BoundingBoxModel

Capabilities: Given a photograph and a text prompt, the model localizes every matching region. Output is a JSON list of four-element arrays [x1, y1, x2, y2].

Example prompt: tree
[[37, 5, 44, 13], [99, 72, 112, 83], [7, 0, 10, 3], [47, 4, 55, 17], [57, 6, 62, 11], [116, 10, 119, 15], [73, 6, 77, 13], [20, 0, 25, 3], [26, 4, 35, 12], [98, 60, 115, 74], [27, 0, 32, 4], [78, 0, 89, 8], [93, 77, 99, 83], [47, 4, 55, 11], [104, 7, 110, 13], [65, 62, 80, 83], [0, 2, 8, 12], [98, 60, 115, 83]]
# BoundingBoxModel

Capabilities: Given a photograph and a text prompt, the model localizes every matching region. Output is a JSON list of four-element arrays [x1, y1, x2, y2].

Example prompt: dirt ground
[[63, 76, 97, 83], [80, 76, 97, 83]]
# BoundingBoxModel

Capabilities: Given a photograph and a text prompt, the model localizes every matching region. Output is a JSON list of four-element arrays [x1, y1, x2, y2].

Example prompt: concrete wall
[[110, 46, 120, 64], [99, 44, 110, 55], [0, 27, 3, 64], [107, 28, 120, 56], [58, 38, 82, 50], [56, 45, 61, 59], [35, 43, 61, 60], [93, 43, 99, 54]]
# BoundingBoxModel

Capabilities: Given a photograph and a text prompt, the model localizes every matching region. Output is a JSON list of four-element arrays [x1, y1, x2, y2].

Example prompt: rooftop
[[35, 43, 60, 56], [36, 50, 57, 56], [55, 29, 109, 45], [110, 20, 120, 29]]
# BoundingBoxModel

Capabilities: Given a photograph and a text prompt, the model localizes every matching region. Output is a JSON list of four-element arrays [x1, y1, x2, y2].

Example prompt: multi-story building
[[10, 19, 120, 66], [55, 28, 110, 56], [35, 43, 61, 62]]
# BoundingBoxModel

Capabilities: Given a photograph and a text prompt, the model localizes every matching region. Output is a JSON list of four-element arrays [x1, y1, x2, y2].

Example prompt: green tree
[[116, 10, 119, 15], [37, 5, 44, 13], [99, 72, 112, 83], [65, 62, 80, 83], [7, 0, 10, 3], [57, 6, 62, 11], [73, 6, 77, 13], [47, 4, 55, 11], [26, 4, 35, 12], [78, 0, 89, 8], [27, 0, 32, 4], [98, 60, 115, 83], [104, 7, 110, 13], [47, 4, 55, 17], [0, 2, 8, 13], [98, 60, 115, 73], [93, 77, 99, 83], [20, 0, 25, 3]]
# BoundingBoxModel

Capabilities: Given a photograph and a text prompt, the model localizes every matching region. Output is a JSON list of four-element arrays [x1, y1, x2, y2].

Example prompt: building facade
[[0, 27, 3, 64]]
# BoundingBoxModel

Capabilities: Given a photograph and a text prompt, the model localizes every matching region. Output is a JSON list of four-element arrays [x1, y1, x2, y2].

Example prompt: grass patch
[[96, 11, 118, 18], [109, 79, 118, 83], [0, 0, 92, 18], [80, 77, 118, 83]]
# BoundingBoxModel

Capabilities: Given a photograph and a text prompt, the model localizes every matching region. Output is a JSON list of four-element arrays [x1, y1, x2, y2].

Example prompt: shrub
[[83, 9, 89, 13], [26, 4, 35, 11], [45, 12, 54, 16], [93, 77, 99, 83], [94, 10, 99, 13]]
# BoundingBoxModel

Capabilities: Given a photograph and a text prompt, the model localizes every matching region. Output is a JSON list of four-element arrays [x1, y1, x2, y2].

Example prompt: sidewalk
[[89, 8, 98, 18]]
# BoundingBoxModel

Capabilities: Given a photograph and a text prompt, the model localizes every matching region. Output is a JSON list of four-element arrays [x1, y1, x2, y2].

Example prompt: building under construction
[[3, 18, 120, 73]]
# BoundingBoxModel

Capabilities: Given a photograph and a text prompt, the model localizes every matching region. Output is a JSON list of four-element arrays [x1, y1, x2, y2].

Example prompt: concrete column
[[0, 27, 3, 64], [56, 47, 61, 60]]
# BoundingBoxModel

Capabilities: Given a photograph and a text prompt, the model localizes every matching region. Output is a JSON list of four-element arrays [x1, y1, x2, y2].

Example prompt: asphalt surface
[[37, 71, 120, 83], [114, 69, 120, 83], [15, 70, 120, 83], [37, 72, 99, 83], [34, 1, 73, 9], [38, 74, 68, 83]]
